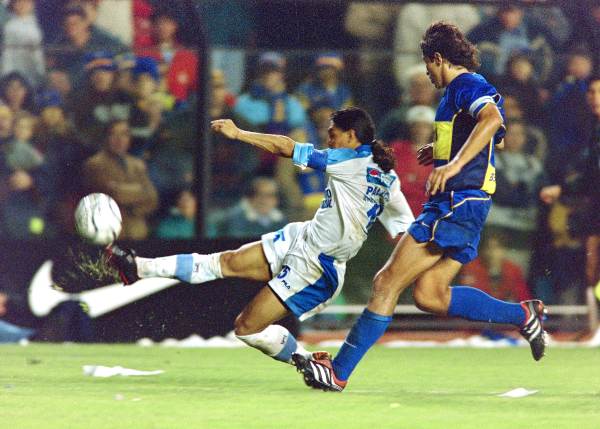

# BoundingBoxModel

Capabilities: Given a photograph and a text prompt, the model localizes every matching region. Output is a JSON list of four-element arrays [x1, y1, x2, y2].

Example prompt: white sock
[[136, 253, 223, 284], [236, 325, 310, 364], [136, 256, 177, 278]]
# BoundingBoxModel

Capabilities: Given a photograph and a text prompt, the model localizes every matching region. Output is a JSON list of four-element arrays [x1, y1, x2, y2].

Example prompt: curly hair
[[420, 21, 480, 71]]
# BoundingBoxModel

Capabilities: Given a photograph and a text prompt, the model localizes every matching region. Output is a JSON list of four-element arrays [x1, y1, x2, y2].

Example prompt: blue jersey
[[433, 73, 505, 194]]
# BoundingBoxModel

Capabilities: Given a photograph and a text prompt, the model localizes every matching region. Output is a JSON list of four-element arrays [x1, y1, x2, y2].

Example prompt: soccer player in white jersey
[[107, 107, 415, 367]]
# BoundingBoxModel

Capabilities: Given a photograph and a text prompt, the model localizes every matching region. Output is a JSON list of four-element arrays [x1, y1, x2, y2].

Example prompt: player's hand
[[539, 185, 561, 205], [416, 143, 434, 165], [426, 161, 462, 196], [211, 119, 240, 140]]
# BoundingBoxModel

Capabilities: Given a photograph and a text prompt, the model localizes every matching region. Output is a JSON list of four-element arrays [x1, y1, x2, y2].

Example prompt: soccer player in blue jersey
[[294, 21, 548, 392]]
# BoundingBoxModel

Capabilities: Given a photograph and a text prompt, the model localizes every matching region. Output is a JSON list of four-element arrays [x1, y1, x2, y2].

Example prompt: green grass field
[[1, 344, 598, 429]]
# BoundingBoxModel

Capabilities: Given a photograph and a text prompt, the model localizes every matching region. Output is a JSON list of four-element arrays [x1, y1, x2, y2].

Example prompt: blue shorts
[[407, 190, 491, 264]]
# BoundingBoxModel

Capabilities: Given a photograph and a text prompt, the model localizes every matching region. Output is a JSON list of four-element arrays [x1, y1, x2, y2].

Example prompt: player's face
[[423, 56, 442, 89], [327, 122, 351, 149], [586, 80, 600, 119]]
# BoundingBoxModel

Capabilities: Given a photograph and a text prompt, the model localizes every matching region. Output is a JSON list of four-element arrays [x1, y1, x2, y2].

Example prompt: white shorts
[[261, 222, 346, 321]]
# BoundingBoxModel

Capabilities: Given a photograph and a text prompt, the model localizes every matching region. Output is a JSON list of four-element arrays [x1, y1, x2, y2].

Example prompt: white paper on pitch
[[83, 365, 164, 377], [497, 388, 538, 398]]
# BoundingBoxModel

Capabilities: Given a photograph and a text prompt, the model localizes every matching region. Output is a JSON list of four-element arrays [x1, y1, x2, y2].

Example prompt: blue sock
[[273, 333, 297, 363], [175, 254, 193, 282], [332, 309, 392, 381], [448, 286, 526, 326]]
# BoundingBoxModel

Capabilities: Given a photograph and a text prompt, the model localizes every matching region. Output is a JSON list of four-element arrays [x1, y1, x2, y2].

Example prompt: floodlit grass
[[1, 344, 598, 429]]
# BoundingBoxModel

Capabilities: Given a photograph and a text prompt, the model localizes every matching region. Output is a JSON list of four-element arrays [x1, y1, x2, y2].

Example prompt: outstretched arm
[[211, 119, 295, 158]]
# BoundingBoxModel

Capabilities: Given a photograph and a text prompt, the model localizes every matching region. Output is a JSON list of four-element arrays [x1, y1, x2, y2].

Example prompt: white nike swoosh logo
[[28, 260, 179, 318]]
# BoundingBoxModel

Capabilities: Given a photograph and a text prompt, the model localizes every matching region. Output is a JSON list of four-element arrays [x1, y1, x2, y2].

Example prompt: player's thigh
[[413, 256, 463, 314], [368, 234, 443, 314], [234, 286, 290, 335], [220, 241, 271, 282], [374, 233, 443, 294]]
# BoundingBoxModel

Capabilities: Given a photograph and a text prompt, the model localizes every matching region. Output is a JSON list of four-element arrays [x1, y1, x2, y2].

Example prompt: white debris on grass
[[497, 388, 538, 398], [83, 365, 164, 377]]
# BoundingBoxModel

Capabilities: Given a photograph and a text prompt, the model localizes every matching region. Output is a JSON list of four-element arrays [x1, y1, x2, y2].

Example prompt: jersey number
[[366, 203, 383, 231]]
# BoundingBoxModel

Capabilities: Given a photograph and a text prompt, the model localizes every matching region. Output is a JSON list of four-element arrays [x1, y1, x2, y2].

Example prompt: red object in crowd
[[390, 140, 431, 216], [460, 258, 533, 303], [133, 0, 154, 50]]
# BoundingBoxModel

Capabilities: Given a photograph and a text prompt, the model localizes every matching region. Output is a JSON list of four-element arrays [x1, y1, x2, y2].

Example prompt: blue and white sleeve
[[455, 80, 498, 119], [378, 179, 415, 238], [292, 143, 328, 171]]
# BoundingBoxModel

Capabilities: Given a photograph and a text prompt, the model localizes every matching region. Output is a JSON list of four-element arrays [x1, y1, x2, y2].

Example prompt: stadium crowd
[[0, 0, 599, 313]]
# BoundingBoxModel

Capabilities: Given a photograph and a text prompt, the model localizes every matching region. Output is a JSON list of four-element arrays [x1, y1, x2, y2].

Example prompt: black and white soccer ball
[[74, 193, 122, 246]]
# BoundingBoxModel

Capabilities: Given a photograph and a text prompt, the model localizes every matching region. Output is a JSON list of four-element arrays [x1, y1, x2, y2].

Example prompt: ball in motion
[[75, 193, 122, 246]]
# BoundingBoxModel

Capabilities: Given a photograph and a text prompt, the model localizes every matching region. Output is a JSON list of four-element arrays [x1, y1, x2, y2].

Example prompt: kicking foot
[[292, 353, 347, 392], [519, 299, 548, 361], [105, 244, 139, 285]]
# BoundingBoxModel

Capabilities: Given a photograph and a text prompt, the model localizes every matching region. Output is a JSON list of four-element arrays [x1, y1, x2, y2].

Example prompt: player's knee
[[372, 267, 407, 297], [234, 313, 255, 336], [220, 250, 241, 276]]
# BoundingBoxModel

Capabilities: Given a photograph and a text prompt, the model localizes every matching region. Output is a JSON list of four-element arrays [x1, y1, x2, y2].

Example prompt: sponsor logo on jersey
[[366, 167, 395, 188]]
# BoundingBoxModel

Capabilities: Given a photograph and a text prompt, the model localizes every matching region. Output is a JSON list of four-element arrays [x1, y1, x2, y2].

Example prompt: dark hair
[[0, 71, 35, 112], [331, 107, 396, 173], [420, 21, 480, 71]]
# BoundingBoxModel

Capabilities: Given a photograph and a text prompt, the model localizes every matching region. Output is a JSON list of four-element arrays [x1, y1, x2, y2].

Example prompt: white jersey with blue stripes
[[292, 142, 415, 262]]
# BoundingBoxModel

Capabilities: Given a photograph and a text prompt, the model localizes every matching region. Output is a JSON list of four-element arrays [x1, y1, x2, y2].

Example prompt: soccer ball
[[75, 193, 122, 246]]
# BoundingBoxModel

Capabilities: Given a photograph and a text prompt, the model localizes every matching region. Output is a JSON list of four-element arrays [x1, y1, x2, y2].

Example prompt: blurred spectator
[[82, 120, 159, 239], [114, 52, 137, 96], [34, 90, 91, 234], [201, 0, 256, 94], [234, 52, 307, 175], [276, 103, 332, 221], [128, 56, 165, 157], [296, 53, 353, 113], [494, 53, 546, 126], [459, 234, 533, 303], [388, 105, 435, 216], [209, 69, 258, 209], [47, 5, 126, 89], [139, 7, 198, 105], [45, 65, 74, 111], [155, 188, 196, 239], [0, 105, 48, 238], [1, 0, 45, 88], [5, 112, 42, 172], [0, 71, 36, 114], [80, 0, 131, 45], [487, 121, 543, 236], [468, 4, 559, 79], [539, 75, 600, 297], [393, 2, 480, 82], [0, 291, 34, 343], [207, 177, 287, 239], [73, 51, 133, 150], [344, 2, 401, 120], [546, 49, 593, 180], [565, 2, 600, 68], [487, 120, 544, 272], [378, 66, 438, 143]]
